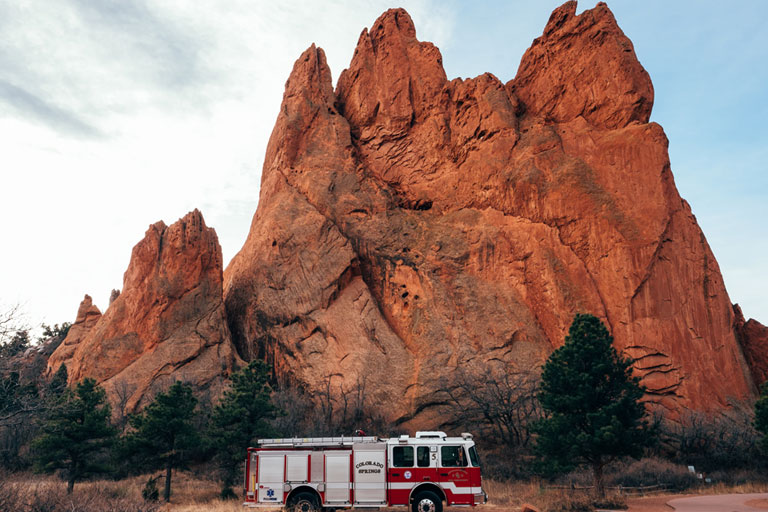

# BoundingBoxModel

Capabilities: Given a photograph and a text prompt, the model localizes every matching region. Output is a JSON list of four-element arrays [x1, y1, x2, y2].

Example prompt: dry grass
[[685, 480, 768, 495], [3, 471, 767, 512]]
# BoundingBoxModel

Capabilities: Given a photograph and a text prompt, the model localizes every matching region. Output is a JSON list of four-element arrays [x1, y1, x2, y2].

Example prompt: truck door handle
[[392, 473, 400, 477], [440, 473, 448, 476], [423, 477, 430, 481]]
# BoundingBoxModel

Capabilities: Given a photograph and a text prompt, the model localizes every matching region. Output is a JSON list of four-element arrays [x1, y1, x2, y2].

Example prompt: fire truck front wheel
[[412, 490, 443, 512], [287, 491, 321, 512]]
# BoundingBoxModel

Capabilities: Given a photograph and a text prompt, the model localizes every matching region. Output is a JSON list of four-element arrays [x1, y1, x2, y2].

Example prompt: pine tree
[[209, 360, 279, 497], [124, 381, 199, 502], [533, 314, 655, 497], [754, 381, 768, 452], [32, 378, 116, 493], [48, 363, 68, 398]]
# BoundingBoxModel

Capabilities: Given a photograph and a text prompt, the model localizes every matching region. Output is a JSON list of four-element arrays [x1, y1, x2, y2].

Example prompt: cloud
[[67, 0, 205, 90], [0, 80, 101, 137]]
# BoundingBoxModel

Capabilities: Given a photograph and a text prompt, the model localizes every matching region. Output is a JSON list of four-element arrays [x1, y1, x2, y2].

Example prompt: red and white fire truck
[[243, 431, 487, 512]]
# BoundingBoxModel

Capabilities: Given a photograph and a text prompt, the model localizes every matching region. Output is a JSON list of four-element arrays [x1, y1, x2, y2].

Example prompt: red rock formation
[[48, 210, 240, 411], [224, 3, 757, 424], [47, 294, 102, 366], [734, 304, 768, 386]]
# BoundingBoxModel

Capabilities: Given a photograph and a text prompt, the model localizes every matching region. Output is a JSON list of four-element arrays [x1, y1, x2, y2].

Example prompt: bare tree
[[112, 379, 136, 431], [272, 373, 392, 437], [437, 362, 541, 449], [662, 401, 760, 470], [0, 305, 30, 370], [0, 305, 24, 345]]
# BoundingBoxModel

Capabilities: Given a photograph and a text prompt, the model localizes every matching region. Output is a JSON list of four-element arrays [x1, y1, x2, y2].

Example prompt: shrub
[[480, 445, 537, 481], [537, 491, 594, 512], [592, 494, 627, 510], [141, 476, 159, 502], [22, 482, 160, 512], [606, 457, 698, 491], [661, 407, 762, 471]]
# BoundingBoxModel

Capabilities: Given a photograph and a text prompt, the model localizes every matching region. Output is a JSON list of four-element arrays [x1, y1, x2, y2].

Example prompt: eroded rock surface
[[47, 294, 102, 367], [224, 3, 757, 424], [735, 304, 768, 387], [48, 210, 240, 411]]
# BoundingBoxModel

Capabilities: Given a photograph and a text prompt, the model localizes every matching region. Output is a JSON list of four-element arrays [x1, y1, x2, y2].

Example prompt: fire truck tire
[[412, 490, 443, 512], [287, 491, 321, 512]]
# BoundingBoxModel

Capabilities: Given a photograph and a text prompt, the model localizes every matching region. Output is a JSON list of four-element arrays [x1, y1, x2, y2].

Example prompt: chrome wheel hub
[[417, 498, 436, 512]]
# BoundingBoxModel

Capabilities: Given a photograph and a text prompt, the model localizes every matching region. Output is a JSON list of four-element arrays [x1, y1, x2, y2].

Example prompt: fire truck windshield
[[468, 445, 481, 467]]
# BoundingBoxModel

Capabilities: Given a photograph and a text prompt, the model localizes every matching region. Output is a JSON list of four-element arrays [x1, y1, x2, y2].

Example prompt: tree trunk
[[593, 461, 605, 498], [67, 463, 75, 494], [164, 461, 172, 502]]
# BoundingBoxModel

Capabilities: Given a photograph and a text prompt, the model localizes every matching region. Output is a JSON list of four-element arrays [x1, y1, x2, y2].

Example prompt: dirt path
[[667, 493, 768, 511], [623, 494, 685, 512]]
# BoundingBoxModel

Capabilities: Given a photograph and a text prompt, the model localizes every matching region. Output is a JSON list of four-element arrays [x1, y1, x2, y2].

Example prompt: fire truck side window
[[392, 446, 414, 467], [440, 445, 468, 467], [417, 446, 430, 467]]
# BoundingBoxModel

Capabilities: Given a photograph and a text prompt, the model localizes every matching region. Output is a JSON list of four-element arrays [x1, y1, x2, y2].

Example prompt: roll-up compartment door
[[286, 452, 309, 482], [257, 453, 284, 504], [324, 451, 351, 504]]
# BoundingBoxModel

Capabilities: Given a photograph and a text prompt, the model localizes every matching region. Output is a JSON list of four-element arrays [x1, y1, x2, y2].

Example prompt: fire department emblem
[[404, 471, 412, 479]]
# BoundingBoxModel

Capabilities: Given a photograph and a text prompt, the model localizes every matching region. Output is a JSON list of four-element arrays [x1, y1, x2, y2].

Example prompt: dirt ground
[[622, 494, 683, 512], [746, 499, 768, 510]]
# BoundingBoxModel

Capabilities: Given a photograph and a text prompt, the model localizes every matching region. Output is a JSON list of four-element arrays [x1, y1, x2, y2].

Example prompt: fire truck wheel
[[412, 490, 443, 512], [288, 491, 320, 512]]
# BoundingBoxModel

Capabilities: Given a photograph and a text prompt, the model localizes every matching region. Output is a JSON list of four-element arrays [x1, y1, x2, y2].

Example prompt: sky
[[1, 0, 765, 332]]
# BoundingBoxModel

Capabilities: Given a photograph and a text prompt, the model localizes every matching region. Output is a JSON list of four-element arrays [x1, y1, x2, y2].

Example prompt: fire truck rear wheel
[[412, 490, 443, 512], [288, 491, 320, 512]]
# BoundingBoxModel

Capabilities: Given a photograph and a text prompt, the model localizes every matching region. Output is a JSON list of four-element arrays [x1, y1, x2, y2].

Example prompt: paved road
[[668, 493, 768, 511]]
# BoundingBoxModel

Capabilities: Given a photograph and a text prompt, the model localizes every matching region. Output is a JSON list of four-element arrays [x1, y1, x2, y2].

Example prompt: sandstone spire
[[49, 209, 241, 411]]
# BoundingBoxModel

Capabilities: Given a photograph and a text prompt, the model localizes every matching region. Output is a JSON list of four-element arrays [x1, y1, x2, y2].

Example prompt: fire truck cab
[[244, 431, 486, 512]]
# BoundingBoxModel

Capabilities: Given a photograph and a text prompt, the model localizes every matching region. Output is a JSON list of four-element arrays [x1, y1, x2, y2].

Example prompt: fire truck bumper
[[474, 489, 488, 505]]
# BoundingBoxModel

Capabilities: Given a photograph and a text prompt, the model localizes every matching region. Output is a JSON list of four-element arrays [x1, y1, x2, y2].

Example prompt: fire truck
[[243, 431, 487, 512]]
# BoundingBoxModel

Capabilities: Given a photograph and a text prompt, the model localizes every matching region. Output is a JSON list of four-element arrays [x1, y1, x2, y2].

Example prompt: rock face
[[48, 294, 102, 366], [735, 304, 768, 386], [224, 2, 757, 424], [48, 210, 241, 411]]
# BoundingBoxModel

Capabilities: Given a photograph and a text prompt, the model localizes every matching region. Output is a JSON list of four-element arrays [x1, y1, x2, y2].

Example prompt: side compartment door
[[353, 443, 386, 505], [325, 451, 351, 505], [257, 453, 285, 504]]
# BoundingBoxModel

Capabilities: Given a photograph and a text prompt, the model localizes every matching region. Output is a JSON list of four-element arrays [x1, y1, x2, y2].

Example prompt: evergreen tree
[[0, 329, 30, 359], [533, 314, 655, 497], [32, 378, 116, 493], [124, 381, 199, 502], [0, 371, 38, 426], [48, 363, 68, 398], [209, 360, 279, 497], [754, 381, 768, 452]]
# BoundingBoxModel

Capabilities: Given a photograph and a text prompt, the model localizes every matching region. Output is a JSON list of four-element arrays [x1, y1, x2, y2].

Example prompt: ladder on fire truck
[[257, 436, 380, 447]]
